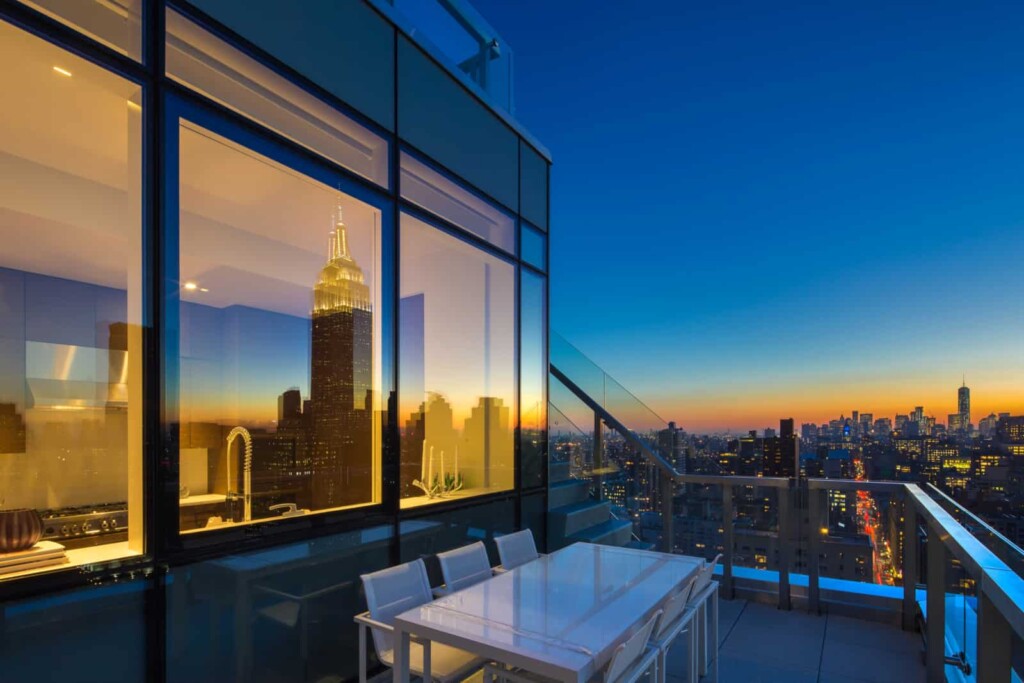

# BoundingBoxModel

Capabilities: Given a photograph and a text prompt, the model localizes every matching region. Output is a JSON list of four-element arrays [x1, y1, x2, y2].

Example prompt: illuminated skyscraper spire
[[314, 200, 370, 314]]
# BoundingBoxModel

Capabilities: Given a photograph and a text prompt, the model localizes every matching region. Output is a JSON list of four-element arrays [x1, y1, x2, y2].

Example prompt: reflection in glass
[[399, 215, 515, 507], [166, 10, 389, 187], [18, 0, 142, 61], [521, 271, 547, 488], [178, 123, 382, 532], [166, 526, 393, 682], [0, 20, 142, 574]]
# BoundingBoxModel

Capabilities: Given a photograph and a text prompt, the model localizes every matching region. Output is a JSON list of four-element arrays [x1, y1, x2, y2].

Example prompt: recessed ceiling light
[[183, 282, 198, 291], [52, 66, 72, 77], [199, 287, 209, 293]]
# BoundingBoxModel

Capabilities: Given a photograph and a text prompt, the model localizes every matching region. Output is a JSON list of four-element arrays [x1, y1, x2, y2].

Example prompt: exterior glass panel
[[167, 10, 389, 187], [186, 0, 395, 130], [398, 36, 519, 210], [0, 579, 148, 680], [399, 214, 516, 508], [17, 0, 142, 60], [519, 142, 549, 230], [521, 222, 547, 272], [400, 150, 514, 254], [177, 121, 383, 533], [0, 20, 144, 577], [521, 271, 547, 489], [166, 525, 393, 683]]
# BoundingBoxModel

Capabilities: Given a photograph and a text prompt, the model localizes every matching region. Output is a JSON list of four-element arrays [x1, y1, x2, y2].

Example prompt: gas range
[[38, 503, 128, 549]]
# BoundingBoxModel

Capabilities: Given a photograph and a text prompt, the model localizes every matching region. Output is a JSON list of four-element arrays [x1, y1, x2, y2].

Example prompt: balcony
[[550, 332, 1024, 683], [700, 597, 924, 682]]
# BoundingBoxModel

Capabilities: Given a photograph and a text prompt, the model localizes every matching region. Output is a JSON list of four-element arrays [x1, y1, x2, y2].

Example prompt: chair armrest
[[354, 611, 393, 633], [354, 611, 430, 645]]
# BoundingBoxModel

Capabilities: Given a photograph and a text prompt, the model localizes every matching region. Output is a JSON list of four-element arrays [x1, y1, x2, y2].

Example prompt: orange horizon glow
[[647, 386, 1024, 433]]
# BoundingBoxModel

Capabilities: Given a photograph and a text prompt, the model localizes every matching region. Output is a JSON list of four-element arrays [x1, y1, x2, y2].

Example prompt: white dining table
[[392, 542, 705, 683]]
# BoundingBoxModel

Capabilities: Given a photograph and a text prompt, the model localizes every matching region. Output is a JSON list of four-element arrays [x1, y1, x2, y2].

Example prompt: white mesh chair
[[484, 609, 662, 683], [649, 576, 699, 683], [435, 541, 498, 597], [691, 554, 722, 680], [355, 559, 486, 683], [493, 529, 542, 572]]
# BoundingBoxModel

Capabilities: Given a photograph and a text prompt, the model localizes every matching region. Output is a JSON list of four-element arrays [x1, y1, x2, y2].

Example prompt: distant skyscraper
[[957, 381, 970, 433], [309, 208, 373, 509], [764, 418, 797, 477]]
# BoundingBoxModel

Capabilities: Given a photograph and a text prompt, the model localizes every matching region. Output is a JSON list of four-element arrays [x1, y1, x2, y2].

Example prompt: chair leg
[[358, 623, 367, 683], [657, 647, 667, 683]]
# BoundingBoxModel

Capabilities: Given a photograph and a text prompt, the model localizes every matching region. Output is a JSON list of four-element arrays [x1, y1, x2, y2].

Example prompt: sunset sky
[[477, 0, 1024, 432]]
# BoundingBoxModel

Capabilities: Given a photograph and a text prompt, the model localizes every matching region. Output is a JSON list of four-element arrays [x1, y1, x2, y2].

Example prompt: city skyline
[[661, 377, 1020, 435]]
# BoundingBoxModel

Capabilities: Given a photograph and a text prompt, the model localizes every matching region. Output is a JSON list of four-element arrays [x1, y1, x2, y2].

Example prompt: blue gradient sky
[[473, 0, 1024, 431]]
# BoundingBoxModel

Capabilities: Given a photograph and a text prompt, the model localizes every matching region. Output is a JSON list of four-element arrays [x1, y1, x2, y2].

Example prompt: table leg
[[711, 584, 719, 681], [393, 627, 411, 683]]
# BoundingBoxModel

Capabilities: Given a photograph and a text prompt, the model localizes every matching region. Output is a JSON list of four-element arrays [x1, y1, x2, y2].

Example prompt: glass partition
[[0, 19, 143, 576], [18, 0, 142, 61], [399, 214, 516, 508], [176, 120, 383, 533], [167, 9, 389, 187], [400, 150, 515, 253]]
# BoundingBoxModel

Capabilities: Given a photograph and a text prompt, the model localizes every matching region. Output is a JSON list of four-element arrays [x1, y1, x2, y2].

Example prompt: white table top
[[394, 542, 703, 683]]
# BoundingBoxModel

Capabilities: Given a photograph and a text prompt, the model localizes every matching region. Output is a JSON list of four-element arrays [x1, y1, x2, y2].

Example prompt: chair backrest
[[654, 577, 696, 640], [361, 559, 432, 657], [494, 529, 538, 570], [691, 553, 722, 600], [438, 541, 492, 593], [604, 609, 661, 683]]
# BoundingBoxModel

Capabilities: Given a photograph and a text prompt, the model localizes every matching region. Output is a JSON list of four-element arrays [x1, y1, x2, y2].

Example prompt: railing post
[[778, 481, 792, 611], [977, 588, 1012, 683], [660, 475, 674, 554], [902, 496, 919, 632], [926, 520, 946, 683], [723, 485, 734, 599], [808, 486, 822, 615]]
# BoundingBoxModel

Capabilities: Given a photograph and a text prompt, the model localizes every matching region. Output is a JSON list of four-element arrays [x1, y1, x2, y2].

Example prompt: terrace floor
[[666, 599, 926, 683]]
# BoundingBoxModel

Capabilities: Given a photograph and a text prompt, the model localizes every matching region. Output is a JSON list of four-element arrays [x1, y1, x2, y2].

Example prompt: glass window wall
[[521, 271, 547, 489], [399, 214, 516, 508], [167, 9, 389, 187], [400, 150, 515, 254], [0, 20, 143, 576], [521, 222, 547, 272], [176, 121, 383, 533], [17, 0, 142, 61]]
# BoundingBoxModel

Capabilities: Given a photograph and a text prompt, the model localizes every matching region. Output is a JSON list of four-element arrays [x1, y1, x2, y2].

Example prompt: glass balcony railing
[[373, 0, 515, 112]]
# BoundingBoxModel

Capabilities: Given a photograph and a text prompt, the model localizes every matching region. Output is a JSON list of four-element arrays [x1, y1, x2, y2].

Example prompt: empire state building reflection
[[309, 207, 373, 508]]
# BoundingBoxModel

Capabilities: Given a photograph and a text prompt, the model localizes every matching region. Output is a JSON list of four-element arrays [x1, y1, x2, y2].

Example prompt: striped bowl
[[0, 509, 43, 553]]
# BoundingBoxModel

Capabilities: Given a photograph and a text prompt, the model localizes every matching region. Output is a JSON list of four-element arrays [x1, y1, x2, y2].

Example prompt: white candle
[[420, 440, 426, 480], [440, 450, 445, 484], [428, 446, 434, 485], [454, 446, 458, 479]]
